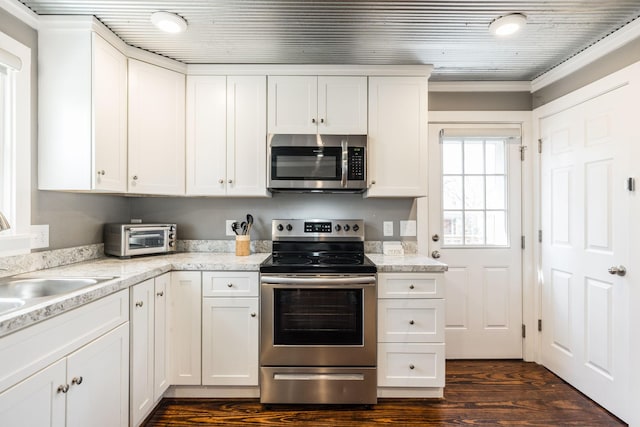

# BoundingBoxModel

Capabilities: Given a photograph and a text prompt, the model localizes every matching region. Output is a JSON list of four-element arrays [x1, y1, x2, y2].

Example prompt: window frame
[[0, 31, 31, 256]]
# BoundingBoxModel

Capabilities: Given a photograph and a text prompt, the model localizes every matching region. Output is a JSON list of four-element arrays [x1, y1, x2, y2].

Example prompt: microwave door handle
[[341, 140, 348, 188]]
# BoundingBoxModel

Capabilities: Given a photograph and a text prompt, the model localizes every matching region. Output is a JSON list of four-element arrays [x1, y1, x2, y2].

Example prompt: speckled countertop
[[0, 251, 446, 338]]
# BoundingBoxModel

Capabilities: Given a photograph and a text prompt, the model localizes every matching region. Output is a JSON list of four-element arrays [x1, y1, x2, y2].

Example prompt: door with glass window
[[428, 125, 523, 358]]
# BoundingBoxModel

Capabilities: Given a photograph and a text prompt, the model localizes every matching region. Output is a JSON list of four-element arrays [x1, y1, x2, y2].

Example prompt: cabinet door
[[130, 279, 155, 426], [186, 75, 227, 195], [202, 298, 259, 386], [92, 33, 128, 192], [367, 76, 428, 197], [169, 272, 202, 385], [153, 273, 170, 401], [66, 323, 129, 427], [227, 75, 268, 196], [0, 359, 66, 427], [128, 59, 186, 195], [318, 76, 368, 134], [267, 76, 317, 133]]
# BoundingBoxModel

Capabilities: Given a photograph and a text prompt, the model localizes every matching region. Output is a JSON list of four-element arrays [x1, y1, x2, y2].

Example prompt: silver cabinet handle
[[135, 301, 144, 307], [250, 312, 257, 317], [218, 179, 224, 184], [608, 265, 627, 276], [57, 384, 69, 393], [156, 291, 164, 297], [431, 250, 441, 259], [71, 376, 83, 386]]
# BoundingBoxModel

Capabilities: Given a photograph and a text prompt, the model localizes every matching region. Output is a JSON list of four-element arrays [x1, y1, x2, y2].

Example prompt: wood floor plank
[[143, 361, 626, 426]]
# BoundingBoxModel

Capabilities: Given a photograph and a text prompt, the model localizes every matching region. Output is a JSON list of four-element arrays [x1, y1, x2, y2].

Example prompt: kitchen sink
[[0, 277, 115, 316]]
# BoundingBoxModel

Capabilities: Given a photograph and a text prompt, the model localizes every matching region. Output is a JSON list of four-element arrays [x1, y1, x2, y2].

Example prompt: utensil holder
[[235, 235, 250, 256]]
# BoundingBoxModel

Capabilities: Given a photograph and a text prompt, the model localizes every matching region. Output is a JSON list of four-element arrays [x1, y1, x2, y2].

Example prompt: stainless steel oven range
[[259, 219, 377, 405]]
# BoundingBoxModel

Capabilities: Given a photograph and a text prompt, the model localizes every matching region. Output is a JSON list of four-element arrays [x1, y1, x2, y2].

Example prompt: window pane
[[443, 176, 463, 209], [464, 211, 485, 245], [486, 176, 506, 209], [464, 176, 484, 209], [463, 140, 484, 174], [486, 211, 508, 245], [442, 140, 462, 174], [443, 211, 463, 245], [485, 139, 506, 174]]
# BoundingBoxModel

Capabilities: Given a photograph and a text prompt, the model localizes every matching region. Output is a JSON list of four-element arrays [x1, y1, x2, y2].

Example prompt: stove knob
[[335, 224, 342, 232], [353, 224, 360, 232], [344, 224, 350, 232], [286, 224, 293, 231], [277, 224, 284, 231]]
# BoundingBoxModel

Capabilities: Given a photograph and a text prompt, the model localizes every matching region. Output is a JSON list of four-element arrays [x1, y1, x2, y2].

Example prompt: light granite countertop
[[0, 251, 446, 338]]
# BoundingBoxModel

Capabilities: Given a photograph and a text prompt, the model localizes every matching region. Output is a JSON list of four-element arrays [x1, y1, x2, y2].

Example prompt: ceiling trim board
[[187, 63, 433, 77], [429, 81, 532, 93], [532, 17, 640, 92], [0, 0, 39, 29]]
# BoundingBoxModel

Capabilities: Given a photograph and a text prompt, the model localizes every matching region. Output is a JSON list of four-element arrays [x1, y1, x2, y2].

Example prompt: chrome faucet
[[0, 211, 10, 231]]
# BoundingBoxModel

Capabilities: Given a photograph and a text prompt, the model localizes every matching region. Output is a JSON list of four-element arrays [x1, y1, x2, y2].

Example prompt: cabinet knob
[[320, 118, 325, 124], [409, 284, 415, 290], [228, 179, 233, 184], [371, 180, 376, 185], [135, 301, 144, 307], [311, 118, 316, 124], [57, 384, 69, 394], [409, 320, 415, 325], [227, 283, 233, 288], [251, 312, 257, 317], [218, 179, 224, 184], [71, 376, 83, 386], [409, 364, 415, 370], [156, 291, 164, 297], [132, 175, 138, 181], [97, 170, 105, 176]]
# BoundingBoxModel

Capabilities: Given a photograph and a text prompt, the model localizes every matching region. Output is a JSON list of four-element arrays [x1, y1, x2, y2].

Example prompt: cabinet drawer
[[378, 299, 444, 343], [378, 273, 443, 299], [377, 343, 445, 388], [202, 272, 258, 297]]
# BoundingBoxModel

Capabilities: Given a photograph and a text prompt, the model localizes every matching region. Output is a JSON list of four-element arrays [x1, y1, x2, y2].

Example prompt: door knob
[[608, 265, 627, 276], [432, 234, 440, 242], [431, 250, 441, 259]]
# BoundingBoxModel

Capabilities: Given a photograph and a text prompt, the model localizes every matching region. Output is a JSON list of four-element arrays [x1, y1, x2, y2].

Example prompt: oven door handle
[[261, 276, 376, 285], [341, 139, 348, 188]]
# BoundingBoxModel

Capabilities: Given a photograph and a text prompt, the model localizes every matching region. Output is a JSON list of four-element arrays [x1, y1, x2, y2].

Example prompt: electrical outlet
[[400, 220, 417, 237], [31, 224, 49, 249], [226, 220, 236, 237], [383, 221, 394, 237]]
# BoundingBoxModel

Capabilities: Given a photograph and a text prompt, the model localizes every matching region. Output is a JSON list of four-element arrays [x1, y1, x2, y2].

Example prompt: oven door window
[[128, 230, 166, 249], [271, 146, 341, 180], [273, 288, 363, 345]]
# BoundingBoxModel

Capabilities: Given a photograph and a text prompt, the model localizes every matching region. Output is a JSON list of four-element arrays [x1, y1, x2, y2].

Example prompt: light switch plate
[[226, 220, 236, 237], [31, 224, 49, 249], [383, 221, 394, 237], [400, 220, 417, 237]]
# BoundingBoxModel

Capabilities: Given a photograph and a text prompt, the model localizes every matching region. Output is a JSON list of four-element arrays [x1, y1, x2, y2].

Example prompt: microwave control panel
[[348, 147, 366, 180]]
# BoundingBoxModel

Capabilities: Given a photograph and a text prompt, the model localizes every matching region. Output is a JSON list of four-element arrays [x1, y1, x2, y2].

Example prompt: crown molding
[[429, 81, 532, 92], [0, 0, 39, 29]]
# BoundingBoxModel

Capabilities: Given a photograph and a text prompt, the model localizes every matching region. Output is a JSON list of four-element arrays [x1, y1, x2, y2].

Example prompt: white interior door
[[540, 86, 631, 422], [429, 124, 523, 359]]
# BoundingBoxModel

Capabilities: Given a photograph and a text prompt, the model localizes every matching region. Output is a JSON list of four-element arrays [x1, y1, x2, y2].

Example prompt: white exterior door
[[429, 124, 523, 358], [539, 86, 631, 422]]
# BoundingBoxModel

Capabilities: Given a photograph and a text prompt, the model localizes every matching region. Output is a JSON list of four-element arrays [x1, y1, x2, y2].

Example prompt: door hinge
[[538, 319, 542, 332], [519, 145, 527, 161], [538, 138, 543, 154], [521, 235, 525, 249], [627, 177, 636, 192], [538, 230, 542, 243], [522, 324, 526, 338]]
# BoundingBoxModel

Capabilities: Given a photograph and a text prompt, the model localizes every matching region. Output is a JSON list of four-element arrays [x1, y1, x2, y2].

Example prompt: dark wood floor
[[143, 360, 626, 426]]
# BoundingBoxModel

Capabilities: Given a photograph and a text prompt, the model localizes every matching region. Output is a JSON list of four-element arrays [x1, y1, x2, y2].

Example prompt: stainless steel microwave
[[267, 134, 368, 192], [104, 223, 177, 258]]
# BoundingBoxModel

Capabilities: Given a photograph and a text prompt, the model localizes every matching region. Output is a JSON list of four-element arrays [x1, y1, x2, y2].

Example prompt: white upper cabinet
[[128, 59, 186, 195], [367, 76, 428, 197], [38, 30, 128, 192], [268, 76, 367, 134], [186, 75, 268, 197]]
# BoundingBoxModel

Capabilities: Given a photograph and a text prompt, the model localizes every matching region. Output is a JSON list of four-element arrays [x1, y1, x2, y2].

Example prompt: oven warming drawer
[[260, 366, 377, 405]]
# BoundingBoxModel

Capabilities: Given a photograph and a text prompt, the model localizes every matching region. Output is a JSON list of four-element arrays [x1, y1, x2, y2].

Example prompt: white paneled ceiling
[[18, 0, 640, 81]]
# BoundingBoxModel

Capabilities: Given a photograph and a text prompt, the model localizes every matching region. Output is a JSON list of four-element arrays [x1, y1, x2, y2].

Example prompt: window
[[440, 128, 520, 247], [0, 31, 31, 256]]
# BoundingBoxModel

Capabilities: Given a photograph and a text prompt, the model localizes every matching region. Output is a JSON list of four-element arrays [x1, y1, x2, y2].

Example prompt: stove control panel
[[272, 219, 365, 241]]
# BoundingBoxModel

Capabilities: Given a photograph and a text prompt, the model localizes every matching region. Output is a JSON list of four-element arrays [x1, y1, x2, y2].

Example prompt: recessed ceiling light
[[151, 11, 188, 34], [489, 13, 527, 37]]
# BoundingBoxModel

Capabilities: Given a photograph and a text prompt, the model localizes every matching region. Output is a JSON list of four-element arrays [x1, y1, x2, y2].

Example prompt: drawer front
[[377, 343, 445, 388], [378, 273, 443, 299], [202, 272, 259, 297], [378, 299, 444, 343]]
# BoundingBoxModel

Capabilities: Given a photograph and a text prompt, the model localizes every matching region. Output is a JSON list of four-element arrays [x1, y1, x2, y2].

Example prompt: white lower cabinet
[[377, 273, 445, 397], [0, 322, 129, 427], [169, 271, 202, 385], [202, 272, 259, 389], [130, 273, 170, 426]]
